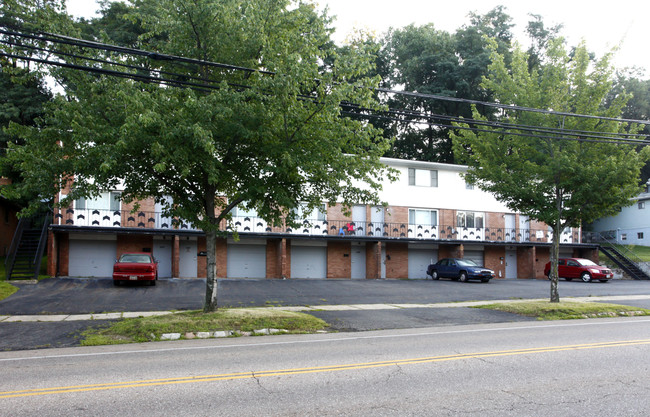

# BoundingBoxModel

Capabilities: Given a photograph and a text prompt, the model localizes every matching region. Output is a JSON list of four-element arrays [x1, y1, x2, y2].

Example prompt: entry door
[[352, 205, 366, 236], [505, 249, 517, 279], [179, 239, 198, 278], [351, 242, 366, 279], [505, 214, 516, 241], [153, 240, 173, 278], [371, 206, 384, 236], [519, 215, 530, 240]]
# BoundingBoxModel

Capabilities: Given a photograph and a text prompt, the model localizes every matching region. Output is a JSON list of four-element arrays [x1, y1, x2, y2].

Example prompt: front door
[[505, 249, 517, 279]]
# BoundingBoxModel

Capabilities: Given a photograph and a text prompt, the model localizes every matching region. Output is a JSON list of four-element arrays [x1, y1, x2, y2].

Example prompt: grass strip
[[474, 301, 650, 320], [0, 281, 18, 301], [81, 308, 327, 346]]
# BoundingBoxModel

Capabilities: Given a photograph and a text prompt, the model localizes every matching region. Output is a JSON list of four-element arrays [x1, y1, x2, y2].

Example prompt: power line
[[2, 26, 648, 145]]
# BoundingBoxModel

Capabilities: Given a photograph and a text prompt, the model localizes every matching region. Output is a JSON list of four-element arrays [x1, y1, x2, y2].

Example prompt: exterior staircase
[[4, 213, 50, 280], [599, 245, 650, 280]]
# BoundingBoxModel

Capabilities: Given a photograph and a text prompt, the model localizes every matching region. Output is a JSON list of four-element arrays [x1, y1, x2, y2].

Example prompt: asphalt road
[[2, 318, 650, 416], [2, 278, 650, 351]]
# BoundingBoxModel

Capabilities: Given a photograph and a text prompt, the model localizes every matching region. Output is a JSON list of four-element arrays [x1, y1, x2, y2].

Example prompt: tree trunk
[[550, 222, 561, 303], [204, 229, 218, 312]]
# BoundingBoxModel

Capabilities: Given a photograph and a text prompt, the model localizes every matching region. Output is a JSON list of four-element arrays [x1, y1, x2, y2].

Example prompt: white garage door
[[464, 250, 484, 267], [68, 239, 117, 277], [408, 248, 438, 279], [291, 245, 327, 279], [227, 244, 266, 278]]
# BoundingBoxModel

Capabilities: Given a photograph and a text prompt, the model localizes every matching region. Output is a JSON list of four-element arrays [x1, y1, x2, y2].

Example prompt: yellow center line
[[2, 338, 649, 399]]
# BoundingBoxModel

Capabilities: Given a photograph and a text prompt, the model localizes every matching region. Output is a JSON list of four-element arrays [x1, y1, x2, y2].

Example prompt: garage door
[[68, 239, 117, 277], [291, 245, 327, 279], [464, 250, 484, 267], [408, 248, 438, 279], [227, 244, 266, 278]]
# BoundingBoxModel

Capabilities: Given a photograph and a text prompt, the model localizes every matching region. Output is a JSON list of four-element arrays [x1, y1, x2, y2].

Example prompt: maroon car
[[113, 252, 158, 286], [544, 258, 613, 282]]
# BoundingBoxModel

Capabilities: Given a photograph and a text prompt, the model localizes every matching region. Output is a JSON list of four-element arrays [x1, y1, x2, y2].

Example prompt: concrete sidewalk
[[4, 294, 650, 322]]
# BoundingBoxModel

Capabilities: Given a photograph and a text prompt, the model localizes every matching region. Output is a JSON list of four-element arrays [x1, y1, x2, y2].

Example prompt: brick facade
[[384, 242, 408, 279], [327, 241, 351, 279]]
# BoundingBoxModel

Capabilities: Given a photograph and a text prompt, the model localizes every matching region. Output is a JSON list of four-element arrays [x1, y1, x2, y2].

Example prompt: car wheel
[[149, 279, 156, 286], [113, 280, 120, 286], [432, 271, 439, 280], [580, 272, 592, 283], [459, 272, 468, 282]]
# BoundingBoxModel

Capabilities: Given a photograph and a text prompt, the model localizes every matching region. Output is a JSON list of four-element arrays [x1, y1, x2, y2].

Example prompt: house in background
[[47, 157, 598, 280], [589, 182, 650, 246]]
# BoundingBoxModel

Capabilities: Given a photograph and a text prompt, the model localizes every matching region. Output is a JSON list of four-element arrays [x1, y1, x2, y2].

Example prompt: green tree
[[452, 39, 649, 302], [378, 7, 514, 163], [7, 0, 393, 311], [608, 69, 650, 182]]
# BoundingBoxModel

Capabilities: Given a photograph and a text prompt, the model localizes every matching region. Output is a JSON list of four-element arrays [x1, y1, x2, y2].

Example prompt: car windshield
[[456, 259, 479, 267], [576, 259, 598, 266], [119, 254, 152, 263]]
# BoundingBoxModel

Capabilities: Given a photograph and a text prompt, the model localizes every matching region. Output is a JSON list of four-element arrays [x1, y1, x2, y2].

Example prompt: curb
[[3, 295, 650, 323]]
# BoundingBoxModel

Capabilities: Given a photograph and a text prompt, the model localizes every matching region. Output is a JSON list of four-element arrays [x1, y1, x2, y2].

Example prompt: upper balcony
[[53, 208, 581, 244]]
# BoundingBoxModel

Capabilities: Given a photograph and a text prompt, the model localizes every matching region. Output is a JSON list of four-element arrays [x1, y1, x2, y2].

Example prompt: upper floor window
[[75, 191, 121, 211], [409, 209, 437, 226], [408, 168, 437, 187], [465, 181, 474, 190], [232, 205, 258, 218], [293, 203, 326, 221], [457, 211, 484, 229], [639, 201, 645, 209]]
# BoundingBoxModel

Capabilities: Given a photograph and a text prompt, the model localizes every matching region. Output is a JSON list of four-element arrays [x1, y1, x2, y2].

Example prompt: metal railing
[[53, 208, 582, 244], [4, 216, 27, 280]]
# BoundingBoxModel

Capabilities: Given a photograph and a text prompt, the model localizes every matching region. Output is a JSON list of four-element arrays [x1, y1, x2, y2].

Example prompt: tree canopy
[[5, 0, 393, 311], [452, 38, 649, 301]]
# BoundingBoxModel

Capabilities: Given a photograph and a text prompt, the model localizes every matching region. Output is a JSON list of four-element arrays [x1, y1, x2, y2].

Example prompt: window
[[74, 191, 121, 211], [292, 203, 326, 221], [408, 168, 438, 187], [621, 233, 627, 241], [456, 211, 484, 229], [75, 196, 86, 210], [638, 232, 644, 240], [465, 181, 474, 190], [639, 202, 645, 209], [232, 205, 258, 218], [110, 192, 121, 211], [409, 209, 437, 226]]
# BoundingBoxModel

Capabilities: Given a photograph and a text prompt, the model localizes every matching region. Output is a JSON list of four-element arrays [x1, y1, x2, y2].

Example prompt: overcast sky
[[65, 0, 649, 76]]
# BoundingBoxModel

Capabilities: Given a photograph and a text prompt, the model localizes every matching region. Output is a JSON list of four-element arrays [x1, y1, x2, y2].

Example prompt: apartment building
[[47, 157, 596, 280]]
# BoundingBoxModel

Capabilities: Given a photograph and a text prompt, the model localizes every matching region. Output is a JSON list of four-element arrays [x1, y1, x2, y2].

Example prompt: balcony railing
[[54, 208, 581, 244]]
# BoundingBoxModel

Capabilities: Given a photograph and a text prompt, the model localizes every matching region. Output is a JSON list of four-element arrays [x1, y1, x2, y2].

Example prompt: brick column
[[366, 241, 381, 279]]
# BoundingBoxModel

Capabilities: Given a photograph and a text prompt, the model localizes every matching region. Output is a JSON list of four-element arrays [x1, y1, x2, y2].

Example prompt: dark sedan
[[427, 258, 495, 283]]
